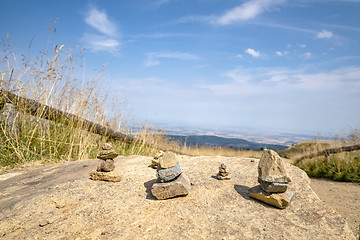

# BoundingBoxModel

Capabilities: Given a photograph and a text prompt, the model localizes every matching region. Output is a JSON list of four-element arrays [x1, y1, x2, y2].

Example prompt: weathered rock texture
[[258, 150, 291, 193], [0, 155, 355, 239], [151, 173, 191, 200]]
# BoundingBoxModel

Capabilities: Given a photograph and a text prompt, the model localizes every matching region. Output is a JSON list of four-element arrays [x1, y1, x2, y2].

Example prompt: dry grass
[[0, 28, 174, 170]]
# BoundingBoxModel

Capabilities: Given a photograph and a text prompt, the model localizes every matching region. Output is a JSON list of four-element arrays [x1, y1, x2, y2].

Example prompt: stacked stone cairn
[[89, 143, 121, 182], [216, 162, 231, 180], [151, 151, 191, 200], [249, 150, 294, 209]]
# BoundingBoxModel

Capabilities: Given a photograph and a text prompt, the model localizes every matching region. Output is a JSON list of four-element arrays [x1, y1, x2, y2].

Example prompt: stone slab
[[249, 185, 295, 209], [151, 173, 191, 200], [258, 178, 288, 193], [90, 171, 122, 182]]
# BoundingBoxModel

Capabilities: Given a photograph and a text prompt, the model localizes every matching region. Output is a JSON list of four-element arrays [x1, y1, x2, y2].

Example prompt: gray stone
[[96, 159, 115, 172], [97, 150, 118, 160], [258, 150, 291, 193], [258, 179, 288, 193], [151, 173, 191, 200], [249, 185, 295, 209], [156, 161, 183, 182]]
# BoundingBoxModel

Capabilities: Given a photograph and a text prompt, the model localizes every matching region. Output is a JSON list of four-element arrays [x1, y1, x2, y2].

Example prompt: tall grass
[[284, 131, 360, 182], [0, 30, 174, 170]]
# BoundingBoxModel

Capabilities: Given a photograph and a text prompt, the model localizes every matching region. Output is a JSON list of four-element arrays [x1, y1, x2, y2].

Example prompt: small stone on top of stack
[[249, 150, 294, 209], [151, 150, 164, 169], [151, 151, 191, 200], [90, 143, 121, 182]]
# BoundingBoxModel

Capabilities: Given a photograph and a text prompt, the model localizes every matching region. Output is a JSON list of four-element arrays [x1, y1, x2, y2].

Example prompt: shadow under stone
[[234, 184, 252, 200], [144, 179, 158, 200]]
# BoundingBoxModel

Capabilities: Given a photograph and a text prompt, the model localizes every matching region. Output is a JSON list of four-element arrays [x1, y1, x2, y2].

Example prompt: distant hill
[[167, 135, 287, 151]]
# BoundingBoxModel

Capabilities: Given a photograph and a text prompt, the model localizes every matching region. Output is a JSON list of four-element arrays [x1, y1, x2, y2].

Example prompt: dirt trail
[[310, 178, 360, 237]]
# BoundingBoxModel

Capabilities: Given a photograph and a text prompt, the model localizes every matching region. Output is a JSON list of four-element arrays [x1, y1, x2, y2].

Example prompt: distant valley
[[167, 134, 288, 151]]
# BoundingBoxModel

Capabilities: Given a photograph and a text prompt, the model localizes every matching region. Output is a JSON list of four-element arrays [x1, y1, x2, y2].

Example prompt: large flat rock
[[0, 155, 355, 239]]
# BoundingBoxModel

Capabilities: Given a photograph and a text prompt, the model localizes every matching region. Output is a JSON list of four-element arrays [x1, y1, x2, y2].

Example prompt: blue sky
[[1, 0, 360, 134]]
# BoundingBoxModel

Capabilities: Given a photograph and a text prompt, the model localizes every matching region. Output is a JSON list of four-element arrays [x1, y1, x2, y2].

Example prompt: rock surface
[[249, 185, 295, 209], [151, 173, 191, 200], [0, 155, 355, 239]]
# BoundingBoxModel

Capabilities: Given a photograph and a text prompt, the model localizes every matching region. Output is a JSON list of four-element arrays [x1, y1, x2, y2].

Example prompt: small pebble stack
[[96, 143, 118, 172], [216, 162, 231, 180]]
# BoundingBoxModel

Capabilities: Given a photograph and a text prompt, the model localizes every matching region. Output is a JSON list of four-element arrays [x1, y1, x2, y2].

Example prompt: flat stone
[[151, 173, 191, 200], [96, 159, 115, 172], [156, 161, 183, 182], [249, 185, 295, 209], [90, 170, 122, 182], [258, 150, 291, 193], [159, 151, 178, 169], [98, 150, 118, 160], [216, 173, 231, 180]]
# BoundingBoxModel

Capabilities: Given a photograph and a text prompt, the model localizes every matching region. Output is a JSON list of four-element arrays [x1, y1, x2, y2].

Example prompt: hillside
[[167, 134, 287, 150]]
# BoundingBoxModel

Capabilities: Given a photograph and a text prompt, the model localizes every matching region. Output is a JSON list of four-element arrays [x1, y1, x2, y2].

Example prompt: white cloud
[[215, 0, 285, 25], [317, 30, 334, 39], [83, 7, 121, 54], [82, 34, 120, 54], [236, 54, 243, 58], [303, 52, 312, 59], [85, 8, 117, 36], [245, 48, 261, 58], [276, 51, 289, 56], [297, 44, 306, 48], [146, 52, 201, 67]]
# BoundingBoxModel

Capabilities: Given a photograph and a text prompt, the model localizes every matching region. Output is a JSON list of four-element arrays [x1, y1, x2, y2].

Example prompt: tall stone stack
[[90, 143, 122, 182], [249, 150, 294, 209], [151, 151, 191, 200], [216, 162, 231, 180]]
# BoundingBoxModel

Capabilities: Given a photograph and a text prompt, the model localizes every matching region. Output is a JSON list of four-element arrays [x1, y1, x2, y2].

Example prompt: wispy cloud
[[276, 51, 289, 56], [215, 0, 286, 25], [245, 48, 261, 58], [203, 66, 360, 96], [145, 52, 201, 67], [317, 29, 334, 39], [303, 52, 312, 59], [85, 8, 117, 36], [83, 7, 120, 54]]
